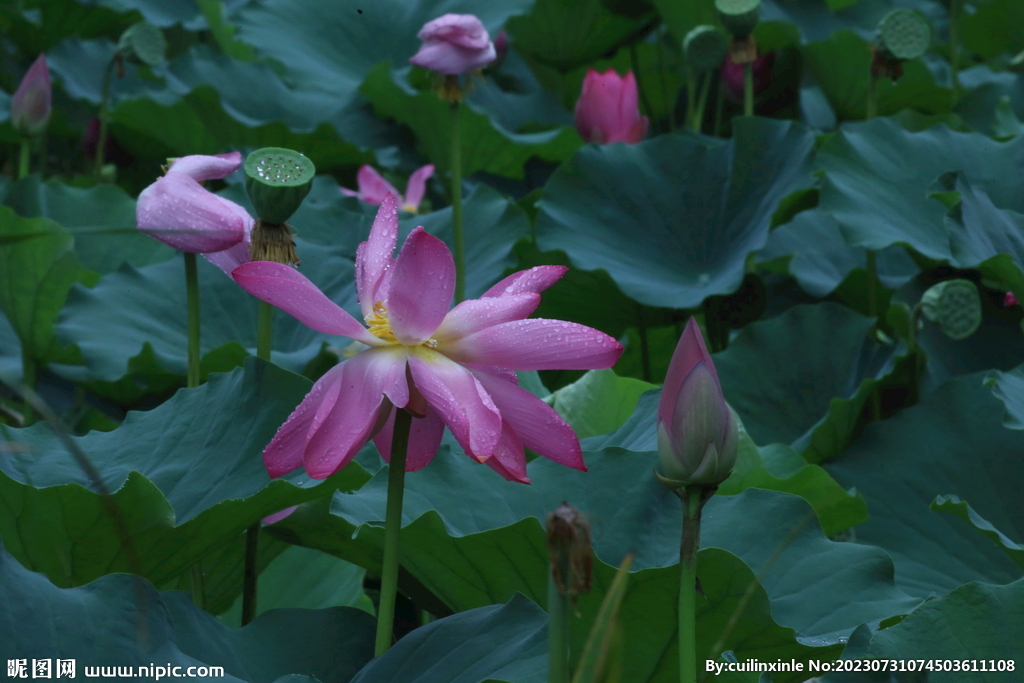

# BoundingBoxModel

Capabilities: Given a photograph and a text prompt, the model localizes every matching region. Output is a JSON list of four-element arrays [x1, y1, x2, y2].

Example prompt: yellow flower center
[[365, 301, 438, 348]]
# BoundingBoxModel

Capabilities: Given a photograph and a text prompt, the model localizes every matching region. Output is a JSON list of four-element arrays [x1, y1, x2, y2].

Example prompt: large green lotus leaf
[[802, 31, 951, 122], [506, 0, 645, 71], [825, 372, 1024, 597], [232, 0, 529, 95], [360, 64, 581, 179], [817, 118, 1024, 260], [758, 209, 919, 297], [955, 67, 1024, 138], [535, 118, 816, 309], [0, 207, 84, 362], [931, 495, 1024, 571], [4, 175, 173, 274], [349, 595, 547, 683], [945, 174, 1024, 288], [220, 544, 374, 628], [0, 540, 375, 683], [0, 314, 22, 382], [961, 0, 1024, 61], [0, 359, 368, 589], [546, 369, 655, 440], [53, 240, 348, 382], [88, 0, 209, 28], [865, 578, 1024, 678], [466, 49, 574, 133], [712, 302, 893, 450], [987, 365, 1024, 431]]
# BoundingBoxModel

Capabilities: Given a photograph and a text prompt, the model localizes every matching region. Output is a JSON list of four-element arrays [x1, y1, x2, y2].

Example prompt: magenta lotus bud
[[1006, 292, 1019, 307], [409, 14, 497, 75], [11, 54, 52, 137], [574, 69, 649, 145], [657, 318, 738, 487], [721, 52, 776, 104]]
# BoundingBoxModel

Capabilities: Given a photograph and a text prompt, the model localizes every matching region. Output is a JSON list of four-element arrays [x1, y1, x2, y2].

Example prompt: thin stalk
[[94, 57, 117, 179], [712, 78, 725, 137], [743, 63, 754, 117], [693, 72, 712, 132], [450, 102, 465, 303], [678, 486, 704, 683], [374, 408, 413, 656], [686, 68, 696, 132], [184, 252, 201, 389], [18, 138, 30, 179], [637, 303, 651, 383], [949, 0, 960, 97], [547, 564, 572, 683], [20, 347, 35, 426], [630, 44, 656, 129], [242, 301, 274, 624]]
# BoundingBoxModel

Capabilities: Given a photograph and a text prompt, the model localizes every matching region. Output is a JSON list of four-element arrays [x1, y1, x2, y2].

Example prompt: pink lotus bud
[[657, 318, 738, 487], [721, 52, 776, 104], [1006, 292, 1019, 307], [11, 54, 52, 137], [409, 14, 497, 75], [574, 69, 649, 144]]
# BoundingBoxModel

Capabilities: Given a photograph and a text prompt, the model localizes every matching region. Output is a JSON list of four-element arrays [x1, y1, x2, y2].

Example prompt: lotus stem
[[678, 485, 705, 683], [18, 138, 30, 180], [94, 57, 116, 180], [713, 79, 725, 137], [686, 68, 696, 132], [375, 408, 413, 656], [694, 73, 712, 133], [241, 521, 259, 625], [450, 101, 465, 303], [547, 557, 572, 683], [257, 301, 273, 361], [743, 63, 753, 117], [949, 0, 960, 97], [637, 303, 652, 383], [184, 252, 201, 389]]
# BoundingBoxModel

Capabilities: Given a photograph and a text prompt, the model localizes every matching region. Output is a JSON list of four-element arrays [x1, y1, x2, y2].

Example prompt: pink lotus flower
[[721, 52, 776, 104], [232, 195, 623, 483], [136, 152, 253, 261], [340, 164, 435, 213], [409, 14, 497, 75], [11, 54, 51, 137], [574, 70, 649, 145], [1006, 292, 1019, 307], [657, 318, 737, 487]]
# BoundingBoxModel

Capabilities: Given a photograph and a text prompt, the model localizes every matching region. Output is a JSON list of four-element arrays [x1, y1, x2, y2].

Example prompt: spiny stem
[[678, 486, 704, 683], [451, 101, 465, 303], [94, 57, 116, 180], [743, 63, 754, 117], [184, 252, 201, 389], [375, 408, 413, 656], [18, 138, 30, 180]]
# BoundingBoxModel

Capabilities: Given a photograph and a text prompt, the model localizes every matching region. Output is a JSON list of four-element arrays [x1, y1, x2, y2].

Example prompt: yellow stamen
[[365, 301, 439, 348]]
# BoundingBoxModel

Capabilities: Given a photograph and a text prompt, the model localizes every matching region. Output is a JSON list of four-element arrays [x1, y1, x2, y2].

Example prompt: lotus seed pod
[[244, 148, 316, 225], [920, 279, 982, 341], [118, 21, 166, 66], [684, 25, 729, 71], [875, 9, 931, 61], [715, 0, 760, 38]]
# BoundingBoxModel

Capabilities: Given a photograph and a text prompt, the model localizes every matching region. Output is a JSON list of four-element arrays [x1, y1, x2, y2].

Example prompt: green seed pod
[[118, 21, 167, 67], [714, 0, 761, 38], [920, 279, 982, 341], [684, 25, 729, 71], [875, 9, 931, 61], [244, 148, 316, 225]]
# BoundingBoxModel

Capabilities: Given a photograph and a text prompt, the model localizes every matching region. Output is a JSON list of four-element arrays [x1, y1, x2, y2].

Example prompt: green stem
[[547, 563, 572, 683], [94, 57, 116, 179], [450, 101, 465, 304], [374, 408, 413, 657], [866, 75, 878, 120], [190, 564, 205, 610], [678, 486, 704, 683], [20, 346, 35, 426], [257, 301, 273, 361], [184, 252, 201, 389], [241, 522, 259, 625], [743, 63, 754, 117], [949, 0, 960, 98], [637, 303, 651, 383], [693, 72, 712, 133], [18, 138, 30, 180], [686, 68, 696, 132], [713, 77, 725, 137]]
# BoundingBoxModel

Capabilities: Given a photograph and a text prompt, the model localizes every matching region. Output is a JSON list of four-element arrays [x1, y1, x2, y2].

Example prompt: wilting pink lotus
[[721, 52, 776, 104], [574, 70, 649, 145], [136, 152, 253, 268], [11, 54, 51, 137], [1006, 292, 1019, 307], [341, 164, 434, 213], [657, 318, 737, 487], [410, 14, 497, 74], [233, 195, 623, 483]]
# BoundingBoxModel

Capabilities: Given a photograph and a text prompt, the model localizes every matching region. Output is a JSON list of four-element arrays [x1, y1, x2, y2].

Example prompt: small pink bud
[[721, 52, 776, 104], [409, 14, 497, 75], [1006, 292, 1019, 307], [574, 69, 649, 145], [11, 54, 52, 137], [657, 318, 738, 487]]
